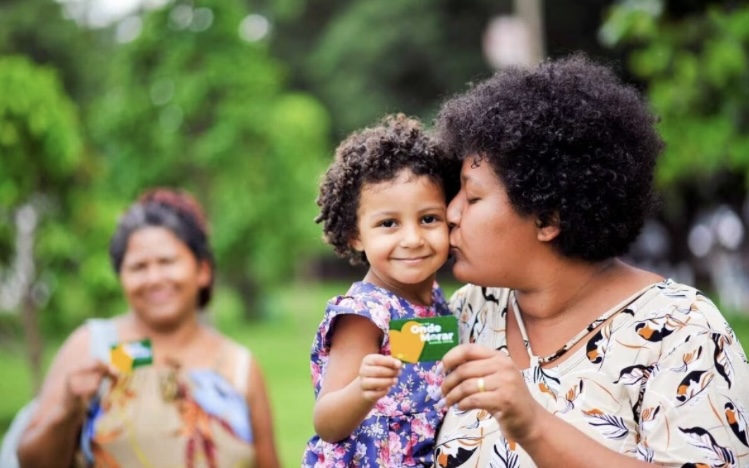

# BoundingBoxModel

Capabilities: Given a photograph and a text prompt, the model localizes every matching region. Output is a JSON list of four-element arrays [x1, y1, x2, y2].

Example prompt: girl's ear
[[350, 236, 364, 253], [535, 213, 560, 242]]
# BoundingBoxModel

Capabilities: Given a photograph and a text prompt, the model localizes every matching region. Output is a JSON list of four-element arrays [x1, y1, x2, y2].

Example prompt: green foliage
[[0, 56, 115, 331], [89, 0, 331, 316], [601, 1, 749, 187], [270, 0, 499, 137], [0, 56, 82, 204]]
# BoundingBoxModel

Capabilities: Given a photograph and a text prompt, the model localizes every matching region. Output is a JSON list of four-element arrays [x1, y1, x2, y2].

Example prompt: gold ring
[[477, 377, 486, 393]]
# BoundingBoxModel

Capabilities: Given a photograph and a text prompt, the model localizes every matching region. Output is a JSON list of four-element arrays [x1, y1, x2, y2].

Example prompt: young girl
[[302, 114, 457, 467]]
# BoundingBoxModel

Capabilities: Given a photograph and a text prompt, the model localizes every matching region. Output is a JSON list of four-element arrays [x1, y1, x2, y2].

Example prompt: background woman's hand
[[62, 360, 117, 417], [441, 344, 543, 444], [358, 354, 402, 402]]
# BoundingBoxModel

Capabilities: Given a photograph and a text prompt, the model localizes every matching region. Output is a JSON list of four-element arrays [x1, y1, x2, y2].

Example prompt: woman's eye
[[466, 197, 480, 205], [125, 263, 145, 273]]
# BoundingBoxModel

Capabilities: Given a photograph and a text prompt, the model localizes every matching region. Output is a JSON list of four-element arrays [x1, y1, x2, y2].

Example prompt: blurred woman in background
[[18, 188, 280, 468]]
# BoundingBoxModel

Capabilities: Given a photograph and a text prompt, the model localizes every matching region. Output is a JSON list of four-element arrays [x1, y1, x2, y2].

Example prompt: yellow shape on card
[[389, 320, 425, 363], [110, 345, 134, 373]]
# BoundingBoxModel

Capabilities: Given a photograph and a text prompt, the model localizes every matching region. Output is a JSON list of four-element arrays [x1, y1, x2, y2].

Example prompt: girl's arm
[[246, 360, 280, 468], [313, 315, 400, 443], [17, 326, 115, 468]]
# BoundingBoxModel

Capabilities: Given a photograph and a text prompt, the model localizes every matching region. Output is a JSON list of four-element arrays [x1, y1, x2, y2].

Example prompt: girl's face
[[119, 227, 211, 330], [350, 169, 449, 303], [447, 157, 539, 288]]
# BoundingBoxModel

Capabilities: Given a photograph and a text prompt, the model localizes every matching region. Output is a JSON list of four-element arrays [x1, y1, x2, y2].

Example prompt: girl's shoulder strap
[[86, 318, 119, 361]]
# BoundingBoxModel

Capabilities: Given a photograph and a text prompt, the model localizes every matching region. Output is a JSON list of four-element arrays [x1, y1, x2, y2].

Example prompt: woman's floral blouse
[[435, 280, 749, 467], [77, 337, 256, 468]]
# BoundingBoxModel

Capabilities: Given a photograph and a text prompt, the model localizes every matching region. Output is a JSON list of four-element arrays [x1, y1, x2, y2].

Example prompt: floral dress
[[303, 281, 451, 468], [434, 280, 749, 467], [77, 337, 256, 468]]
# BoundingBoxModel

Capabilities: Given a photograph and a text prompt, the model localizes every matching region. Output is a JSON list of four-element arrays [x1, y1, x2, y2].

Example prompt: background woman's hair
[[109, 188, 215, 308], [436, 53, 665, 261]]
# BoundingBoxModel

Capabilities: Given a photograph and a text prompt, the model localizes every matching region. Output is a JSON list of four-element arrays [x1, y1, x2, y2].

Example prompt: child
[[302, 114, 457, 467]]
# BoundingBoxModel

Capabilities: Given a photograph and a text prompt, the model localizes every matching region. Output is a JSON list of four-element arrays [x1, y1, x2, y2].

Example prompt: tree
[[601, 0, 749, 305], [89, 0, 331, 318], [0, 55, 87, 390]]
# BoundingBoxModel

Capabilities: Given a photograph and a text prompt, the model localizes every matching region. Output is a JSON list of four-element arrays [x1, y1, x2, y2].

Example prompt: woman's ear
[[535, 214, 560, 242], [197, 260, 213, 287]]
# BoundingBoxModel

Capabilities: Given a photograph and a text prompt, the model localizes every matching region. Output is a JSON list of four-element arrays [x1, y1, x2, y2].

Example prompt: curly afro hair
[[316, 113, 457, 265], [435, 54, 664, 262]]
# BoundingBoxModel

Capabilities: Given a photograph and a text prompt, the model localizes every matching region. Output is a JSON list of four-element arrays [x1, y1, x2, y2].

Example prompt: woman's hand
[[359, 354, 402, 402], [62, 360, 118, 417], [441, 343, 543, 444]]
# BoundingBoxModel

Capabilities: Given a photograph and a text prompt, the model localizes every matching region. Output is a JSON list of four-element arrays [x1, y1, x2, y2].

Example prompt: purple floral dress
[[302, 281, 450, 468]]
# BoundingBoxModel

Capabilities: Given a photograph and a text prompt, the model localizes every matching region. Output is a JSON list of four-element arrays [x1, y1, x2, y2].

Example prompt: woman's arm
[[17, 326, 115, 468], [312, 315, 401, 442], [246, 359, 280, 468], [441, 344, 651, 468]]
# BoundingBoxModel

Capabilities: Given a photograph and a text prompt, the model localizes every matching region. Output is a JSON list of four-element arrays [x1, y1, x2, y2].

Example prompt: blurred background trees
[[0, 0, 747, 355]]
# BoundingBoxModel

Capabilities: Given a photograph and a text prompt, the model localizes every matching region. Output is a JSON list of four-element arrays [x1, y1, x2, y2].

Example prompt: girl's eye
[[422, 215, 439, 224], [379, 220, 396, 228]]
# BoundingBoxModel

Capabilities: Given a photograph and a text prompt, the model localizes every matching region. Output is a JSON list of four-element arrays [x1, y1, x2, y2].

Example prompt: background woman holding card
[[17, 189, 280, 468], [302, 114, 457, 467], [432, 55, 749, 467]]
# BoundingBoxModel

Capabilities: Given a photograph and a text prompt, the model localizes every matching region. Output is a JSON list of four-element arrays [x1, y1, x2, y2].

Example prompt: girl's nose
[[400, 224, 425, 247]]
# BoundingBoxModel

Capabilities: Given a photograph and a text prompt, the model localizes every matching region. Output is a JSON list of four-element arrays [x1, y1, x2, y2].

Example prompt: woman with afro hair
[[433, 54, 749, 467]]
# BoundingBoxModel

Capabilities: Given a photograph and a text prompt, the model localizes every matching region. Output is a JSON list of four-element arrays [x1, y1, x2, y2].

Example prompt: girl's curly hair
[[436, 54, 664, 261], [316, 113, 457, 265]]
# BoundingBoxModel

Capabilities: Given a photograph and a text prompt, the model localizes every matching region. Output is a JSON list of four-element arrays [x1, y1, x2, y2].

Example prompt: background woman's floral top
[[303, 281, 451, 468], [78, 336, 256, 468], [435, 280, 749, 467]]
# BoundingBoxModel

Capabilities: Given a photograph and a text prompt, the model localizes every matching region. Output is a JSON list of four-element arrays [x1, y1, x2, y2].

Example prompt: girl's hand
[[358, 354, 402, 402], [440, 344, 543, 444]]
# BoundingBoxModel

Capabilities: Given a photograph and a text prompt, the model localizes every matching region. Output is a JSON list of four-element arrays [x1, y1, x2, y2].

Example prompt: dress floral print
[[434, 280, 749, 467], [77, 339, 256, 468], [303, 281, 450, 468]]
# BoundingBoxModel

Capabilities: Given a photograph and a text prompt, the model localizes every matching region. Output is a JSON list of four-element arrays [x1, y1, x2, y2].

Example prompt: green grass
[[1, 281, 748, 467]]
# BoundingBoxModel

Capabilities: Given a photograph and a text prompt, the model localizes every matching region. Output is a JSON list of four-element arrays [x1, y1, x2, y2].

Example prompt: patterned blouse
[[434, 280, 749, 467], [77, 334, 256, 468], [303, 281, 451, 468]]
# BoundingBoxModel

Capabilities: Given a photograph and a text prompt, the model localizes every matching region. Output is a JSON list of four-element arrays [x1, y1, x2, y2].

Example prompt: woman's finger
[[441, 343, 497, 372]]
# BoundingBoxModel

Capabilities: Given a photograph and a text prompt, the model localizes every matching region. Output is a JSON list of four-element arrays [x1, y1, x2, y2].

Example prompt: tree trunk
[[21, 288, 43, 394]]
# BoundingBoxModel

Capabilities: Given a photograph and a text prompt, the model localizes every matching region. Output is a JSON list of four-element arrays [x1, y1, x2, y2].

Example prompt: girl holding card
[[432, 55, 749, 467], [17, 189, 280, 468], [302, 114, 459, 467]]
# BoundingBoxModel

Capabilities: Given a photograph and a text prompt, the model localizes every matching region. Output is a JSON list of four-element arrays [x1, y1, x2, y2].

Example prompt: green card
[[388, 315, 458, 363], [110, 339, 153, 373]]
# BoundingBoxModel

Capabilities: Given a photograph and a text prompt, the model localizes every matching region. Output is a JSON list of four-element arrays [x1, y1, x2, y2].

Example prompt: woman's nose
[[447, 192, 463, 228], [142, 264, 165, 284]]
